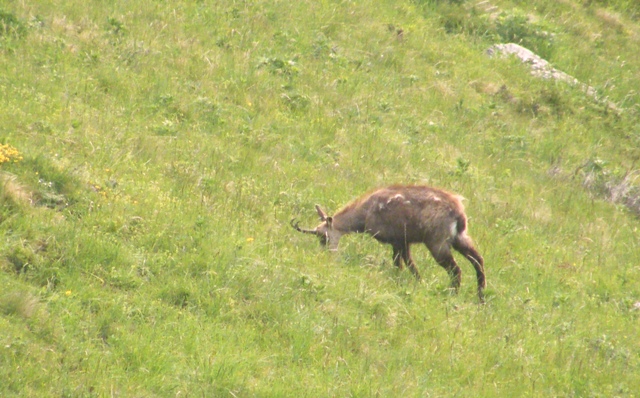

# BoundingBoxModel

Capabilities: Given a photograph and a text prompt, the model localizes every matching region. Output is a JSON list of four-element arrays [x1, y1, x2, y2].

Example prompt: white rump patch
[[449, 221, 458, 238]]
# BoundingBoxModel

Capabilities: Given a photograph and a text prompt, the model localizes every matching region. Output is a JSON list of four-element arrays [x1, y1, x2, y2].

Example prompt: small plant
[[160, 286, 192, 308], [257, 56, 299, 76], [577, 157, 608, 192], [0, 291, 39, 318], [6, 245, 33, 274], [107, 16, 126, 36], [17, 156, 80, 208], [281, 92, 310, 111], [153, 119, 179, 136], [494, 10, 554, 59], [0, 11, 26, 38], [455, 157, 471, 176], [193, 97, 223, 127]]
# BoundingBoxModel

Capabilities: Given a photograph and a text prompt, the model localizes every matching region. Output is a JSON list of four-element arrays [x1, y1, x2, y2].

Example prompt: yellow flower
[[65, 290, 72, 296], [246, 237, 254, 243], [0, 144, 22, 165]]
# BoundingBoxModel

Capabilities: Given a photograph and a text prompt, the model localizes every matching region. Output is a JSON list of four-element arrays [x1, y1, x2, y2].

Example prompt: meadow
[[1, 0, 640, 396]]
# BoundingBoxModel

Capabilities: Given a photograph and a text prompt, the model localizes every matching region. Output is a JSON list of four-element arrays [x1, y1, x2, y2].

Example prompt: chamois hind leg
[[453, 234, 486, 302], [425, 242, 461, 292]]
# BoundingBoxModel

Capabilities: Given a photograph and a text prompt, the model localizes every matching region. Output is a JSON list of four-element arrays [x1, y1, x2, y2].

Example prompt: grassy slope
[[1, 0, 639, 396]]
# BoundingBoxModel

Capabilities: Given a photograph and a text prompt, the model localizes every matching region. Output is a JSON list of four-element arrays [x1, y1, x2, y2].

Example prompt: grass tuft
[[0, 291, 39, 318]]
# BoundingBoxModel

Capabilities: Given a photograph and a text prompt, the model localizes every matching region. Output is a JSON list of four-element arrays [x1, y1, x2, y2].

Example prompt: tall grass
[[1, 0, 640, 396]]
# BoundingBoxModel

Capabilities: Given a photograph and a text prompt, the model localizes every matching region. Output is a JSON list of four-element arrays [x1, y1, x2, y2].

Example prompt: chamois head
[[290, 205, 344, 251]]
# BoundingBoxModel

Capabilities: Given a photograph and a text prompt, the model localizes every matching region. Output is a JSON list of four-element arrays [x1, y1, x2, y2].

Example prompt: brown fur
[[292, 185, 486, 302]]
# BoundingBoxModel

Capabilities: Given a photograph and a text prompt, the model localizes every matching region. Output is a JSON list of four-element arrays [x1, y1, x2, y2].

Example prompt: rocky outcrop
[[487, 43, 620, 113]]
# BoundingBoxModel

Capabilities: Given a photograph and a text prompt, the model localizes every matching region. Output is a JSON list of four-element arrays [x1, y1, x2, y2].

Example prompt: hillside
[[2, 0, 639, 396]]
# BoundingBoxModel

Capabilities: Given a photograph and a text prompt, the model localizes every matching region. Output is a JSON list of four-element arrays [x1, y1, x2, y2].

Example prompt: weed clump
[[5, 245, 38, 274], [494, 10, 555, 59], [0, 291, 39, 318], [0, 11, 26, 39], [1, 172, 32, 211], [22, 156, 80, 209], [419, 2, 555, 59], [575, 158, 640, 217], [160, 286, 192, 308]]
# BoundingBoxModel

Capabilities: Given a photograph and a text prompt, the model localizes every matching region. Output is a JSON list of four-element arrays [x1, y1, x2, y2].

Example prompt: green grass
[[2, 0, 640, 396]]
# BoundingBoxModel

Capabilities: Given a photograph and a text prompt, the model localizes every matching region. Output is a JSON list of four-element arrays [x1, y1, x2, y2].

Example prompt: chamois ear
[[325, 216, 333, 228], [315, 205, 328, 221]]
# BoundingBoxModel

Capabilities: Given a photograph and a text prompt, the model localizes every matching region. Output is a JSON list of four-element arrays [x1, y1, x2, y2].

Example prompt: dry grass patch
[[0, 172, 32, 207]]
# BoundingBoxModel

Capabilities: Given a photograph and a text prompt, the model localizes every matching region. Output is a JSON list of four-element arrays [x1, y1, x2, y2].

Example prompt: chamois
[[291, 185, 486, 301]]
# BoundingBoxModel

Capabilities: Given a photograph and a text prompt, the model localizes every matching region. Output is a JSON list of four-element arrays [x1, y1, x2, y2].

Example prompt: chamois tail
[[451, 212, 486, 300], [455, 213, 467, 235]]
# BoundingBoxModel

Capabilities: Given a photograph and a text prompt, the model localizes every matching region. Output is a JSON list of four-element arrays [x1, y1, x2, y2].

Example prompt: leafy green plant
[[0, 11, 26, 39], [495, 10, 555, 59], [0, 291, 38, 318]]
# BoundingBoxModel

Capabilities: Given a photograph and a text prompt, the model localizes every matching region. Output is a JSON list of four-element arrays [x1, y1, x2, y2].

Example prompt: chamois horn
[[290, 219, 318, 235]]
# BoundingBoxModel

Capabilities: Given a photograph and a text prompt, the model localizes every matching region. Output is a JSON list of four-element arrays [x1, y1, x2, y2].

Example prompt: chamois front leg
[[400, 245, 421, 281], [392, 245, 404, 269]]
